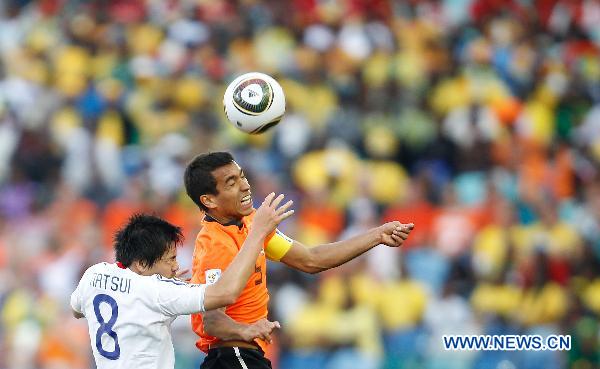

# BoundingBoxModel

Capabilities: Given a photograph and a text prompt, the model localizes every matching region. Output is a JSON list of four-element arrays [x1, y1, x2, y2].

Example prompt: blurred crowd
[[0, 0, 599, 368]]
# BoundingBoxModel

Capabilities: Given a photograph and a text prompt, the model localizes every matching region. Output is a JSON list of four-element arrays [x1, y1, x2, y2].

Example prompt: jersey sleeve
[[154, 276, 208, 316], [70, 267, 91, 315], [265, 229, 294, 261]]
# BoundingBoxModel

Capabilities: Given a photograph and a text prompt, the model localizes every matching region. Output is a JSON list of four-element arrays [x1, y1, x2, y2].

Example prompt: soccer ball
[[223, 72, 286, 134]]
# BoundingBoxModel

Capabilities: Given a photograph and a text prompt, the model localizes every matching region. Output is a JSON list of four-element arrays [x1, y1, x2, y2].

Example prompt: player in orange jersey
[[183, 152, 414, 369]]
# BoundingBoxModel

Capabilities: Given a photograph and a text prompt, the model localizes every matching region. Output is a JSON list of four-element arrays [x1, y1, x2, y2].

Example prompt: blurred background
[[0, 0, 599, 368]]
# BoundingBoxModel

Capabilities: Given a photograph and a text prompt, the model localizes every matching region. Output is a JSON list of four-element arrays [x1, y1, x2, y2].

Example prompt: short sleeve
[[70, 267, 92, 314], [70, 287, 83, 314], [154, 276, 207, 316], [265, 229, 294, 261]]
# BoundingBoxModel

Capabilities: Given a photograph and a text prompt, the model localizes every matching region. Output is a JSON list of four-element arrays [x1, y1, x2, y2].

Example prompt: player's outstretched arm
[[280, 221, 414, 274], [203, 193, 293, 310]]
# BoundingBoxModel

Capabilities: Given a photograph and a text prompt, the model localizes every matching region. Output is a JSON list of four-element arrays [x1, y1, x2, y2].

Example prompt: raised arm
[[280, 221, 414, 274], [203, 193, 293, 310]]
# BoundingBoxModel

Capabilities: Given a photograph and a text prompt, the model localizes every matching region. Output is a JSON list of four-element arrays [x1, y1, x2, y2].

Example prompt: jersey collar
[[204, 213, 244, 229]]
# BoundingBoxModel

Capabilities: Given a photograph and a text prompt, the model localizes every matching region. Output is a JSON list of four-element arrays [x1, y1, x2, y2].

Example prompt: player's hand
[[378, 221, 414, 247], [251, 193, 294, 237], [242, 318, 281, 344]]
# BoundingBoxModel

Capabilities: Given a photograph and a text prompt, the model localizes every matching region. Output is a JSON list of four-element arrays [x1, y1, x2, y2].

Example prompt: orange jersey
[[190, 211, 292, 353]]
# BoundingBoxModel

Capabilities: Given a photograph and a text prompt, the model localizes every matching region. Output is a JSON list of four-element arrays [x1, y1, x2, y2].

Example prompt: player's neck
[[206, 212, 242, 226]]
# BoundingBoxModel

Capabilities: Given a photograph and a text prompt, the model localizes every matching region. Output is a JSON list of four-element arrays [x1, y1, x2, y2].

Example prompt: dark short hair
[[183, 152, 235, 211], [114, 214, 183, 268]]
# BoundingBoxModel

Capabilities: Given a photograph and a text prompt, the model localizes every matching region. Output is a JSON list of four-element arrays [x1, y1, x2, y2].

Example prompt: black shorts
[[200, 347, 272, 369]]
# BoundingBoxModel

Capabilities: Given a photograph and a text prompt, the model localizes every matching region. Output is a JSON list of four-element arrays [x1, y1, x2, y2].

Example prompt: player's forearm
[[203, 309, 252, 341], [219, 230, 265, 292], [283, 227, 381, 274], [310, 228, 381, 270], [204, 231, 266, 309]]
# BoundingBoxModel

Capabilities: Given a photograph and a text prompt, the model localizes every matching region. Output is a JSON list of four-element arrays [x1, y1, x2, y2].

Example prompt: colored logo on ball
[[232, 78, 273, 115]]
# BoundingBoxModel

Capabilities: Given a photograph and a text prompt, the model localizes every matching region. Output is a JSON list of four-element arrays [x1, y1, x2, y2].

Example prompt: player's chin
[[166, 271, 177, 279], [239, 205, 254, 216]]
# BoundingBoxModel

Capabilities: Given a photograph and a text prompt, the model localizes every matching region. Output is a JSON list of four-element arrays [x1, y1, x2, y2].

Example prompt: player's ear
[[200, 194, 217, 210], [132, 260, 151, 275]]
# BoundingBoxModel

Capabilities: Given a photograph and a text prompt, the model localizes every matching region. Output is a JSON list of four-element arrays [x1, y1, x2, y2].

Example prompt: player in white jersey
[[70, 193, 292, 369]]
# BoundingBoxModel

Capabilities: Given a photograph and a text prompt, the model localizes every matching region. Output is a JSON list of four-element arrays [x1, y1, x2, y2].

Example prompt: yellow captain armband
[[265, 229, 294, 261]]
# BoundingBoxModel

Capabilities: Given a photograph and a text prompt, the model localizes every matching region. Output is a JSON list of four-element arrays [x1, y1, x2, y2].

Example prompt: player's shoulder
[[83, 262, 113, 274], [196, 223, 237, 249], [153, 274, 188, 285], [196, 220, 221, 239], [152, 274, 205, 289], [76, 263, 115, 285]]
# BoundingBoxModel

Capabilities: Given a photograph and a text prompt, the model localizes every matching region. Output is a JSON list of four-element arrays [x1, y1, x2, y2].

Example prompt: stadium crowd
[[0, 0, 599, 368]]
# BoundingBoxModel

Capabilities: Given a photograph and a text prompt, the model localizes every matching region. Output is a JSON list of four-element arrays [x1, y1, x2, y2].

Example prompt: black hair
[[183, 151, 235, 211], [114, 213, 183, 268]]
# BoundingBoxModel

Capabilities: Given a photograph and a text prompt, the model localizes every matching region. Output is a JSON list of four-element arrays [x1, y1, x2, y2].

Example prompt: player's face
[[149, 245, 179, 278], [209, 162, 253, 221]]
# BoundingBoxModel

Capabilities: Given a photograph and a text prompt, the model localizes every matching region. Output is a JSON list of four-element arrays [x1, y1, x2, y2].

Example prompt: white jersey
[[70, 262, 206, 369]]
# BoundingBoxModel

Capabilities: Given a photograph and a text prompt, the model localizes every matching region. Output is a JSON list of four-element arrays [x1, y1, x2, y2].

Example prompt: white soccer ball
[[223, 72, 286, 134]]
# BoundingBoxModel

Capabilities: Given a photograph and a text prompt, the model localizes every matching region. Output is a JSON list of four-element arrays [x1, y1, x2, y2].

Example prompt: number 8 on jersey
[[93, 294, 121, 360]]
